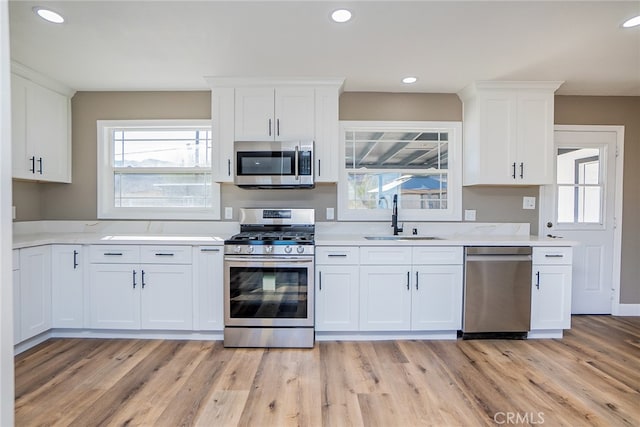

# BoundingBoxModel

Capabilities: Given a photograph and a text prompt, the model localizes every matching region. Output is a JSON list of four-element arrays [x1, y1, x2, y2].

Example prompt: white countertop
[[12, 232, 226, 249], [315, 234, 574, 247]]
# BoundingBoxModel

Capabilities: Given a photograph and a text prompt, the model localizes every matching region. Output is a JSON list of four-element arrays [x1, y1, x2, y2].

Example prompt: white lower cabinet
[[51, 245, 84, 328], [359, 246, 464, 332], [315, 247, 359, 331], [18, 246, 52, 342], [13, 250, 21, 345], [88, 245, 193, 330], [194, 246, 224, 331], [531, 247, 572, 331]]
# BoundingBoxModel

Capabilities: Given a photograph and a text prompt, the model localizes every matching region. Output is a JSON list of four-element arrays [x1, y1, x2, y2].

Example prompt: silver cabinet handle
[[535, 271, 540, 289], [141, 270, 146, 289], [319, 271, 322, 291], [276, 118, 280, 136], [327, 254, 347, 258], [406, 271, 410, 290], [104, 252, 123, 256], [29, 156, 35, 173], [37, 157, 43, 174], [512, 162, 517, 179], [318, 159, 321, 176], [227, 159, 231, 176], [132, 270, 137, 288], [519, 162, 524, 179], [200, 248, 220, 252], [154, 253, 174, 257], [73, 250, 79, 269], [415, 271, 419, 290], [545, 254, 564, 258], [268, 118, 272, 136]]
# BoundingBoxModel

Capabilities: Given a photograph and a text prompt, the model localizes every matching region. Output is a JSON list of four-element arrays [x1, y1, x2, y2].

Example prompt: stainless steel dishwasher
[[462, 246, 532, 339]]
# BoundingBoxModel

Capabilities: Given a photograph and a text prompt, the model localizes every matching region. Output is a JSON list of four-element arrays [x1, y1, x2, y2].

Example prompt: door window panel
[[556, 147, 603, 224]]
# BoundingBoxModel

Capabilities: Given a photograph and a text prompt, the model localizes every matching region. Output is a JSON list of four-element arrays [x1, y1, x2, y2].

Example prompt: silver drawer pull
[[104, 252, 123, 256], [200, 248, 220, 252], [155, 253, 175, 256], [545, 254, 564, 258], [328, 254, 348, 257]]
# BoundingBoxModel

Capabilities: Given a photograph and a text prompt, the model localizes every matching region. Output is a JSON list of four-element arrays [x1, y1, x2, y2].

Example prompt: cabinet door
[[360, 266, 411, 331], [19, 246, 52, 340], [316, 265, 359, 332], [531, 265, 572, 330], [13, 251, 21, 344], [11, 74, 30, 180], [211, 87, 235, 182], [234, 87, 275, 141], [51, 245, 84, 328], [140, 264, 193, 330], [89, 264, 140, 329], [195, 247, 224, 331], [478, 91, 518, 184], [274, 87, 315, 140], [516, 92, 554, 184], [412, 265, 463, 330], [314, 86, 339, 182], [28, 82, 70, 182]]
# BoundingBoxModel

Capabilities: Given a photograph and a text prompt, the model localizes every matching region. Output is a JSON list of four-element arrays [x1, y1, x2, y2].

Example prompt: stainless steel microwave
[[234, 140, 314, 189]]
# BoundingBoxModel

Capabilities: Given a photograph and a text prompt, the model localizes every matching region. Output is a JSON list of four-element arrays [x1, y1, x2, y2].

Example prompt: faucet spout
[[391, 194, 403, 235]]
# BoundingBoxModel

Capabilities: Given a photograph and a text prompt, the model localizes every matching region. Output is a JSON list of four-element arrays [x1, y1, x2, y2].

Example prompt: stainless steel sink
[[364, 236, 443, 241]]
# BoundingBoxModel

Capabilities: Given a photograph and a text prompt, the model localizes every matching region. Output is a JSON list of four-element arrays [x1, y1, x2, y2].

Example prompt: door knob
[[546, 222, 553, 228]]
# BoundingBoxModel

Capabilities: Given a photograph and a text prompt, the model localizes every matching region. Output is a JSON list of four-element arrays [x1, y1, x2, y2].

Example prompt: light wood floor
[[15, 315, 640, 426]]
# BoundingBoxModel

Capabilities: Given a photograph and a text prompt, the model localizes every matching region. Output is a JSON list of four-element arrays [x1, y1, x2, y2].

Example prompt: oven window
[[237, 152, 295, 175], [228, 266, 308, 319]]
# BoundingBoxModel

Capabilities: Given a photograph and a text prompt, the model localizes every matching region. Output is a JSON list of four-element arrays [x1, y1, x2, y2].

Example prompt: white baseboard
[[612, 304, 640, 316]]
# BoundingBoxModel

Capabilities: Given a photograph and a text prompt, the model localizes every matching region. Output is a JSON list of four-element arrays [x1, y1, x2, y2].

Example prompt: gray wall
[[11, 91, 639, 303]]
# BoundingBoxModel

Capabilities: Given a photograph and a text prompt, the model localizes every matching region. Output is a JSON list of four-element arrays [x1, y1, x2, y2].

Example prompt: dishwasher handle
[[466, 254, 532, 262]]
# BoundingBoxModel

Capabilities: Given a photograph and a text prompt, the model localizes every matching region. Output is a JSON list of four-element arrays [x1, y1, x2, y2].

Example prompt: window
[[97, 120, 220, 220], [556, 147, 603, 225], [338, 121, 462, 221]]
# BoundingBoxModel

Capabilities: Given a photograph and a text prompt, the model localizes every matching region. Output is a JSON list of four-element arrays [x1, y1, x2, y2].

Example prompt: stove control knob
[[284, 246, 293, 254], [234, 245, 242, 254], [246, 246, 254, 254], [265, 245, 274, 253], [296, 246, 305, 254]]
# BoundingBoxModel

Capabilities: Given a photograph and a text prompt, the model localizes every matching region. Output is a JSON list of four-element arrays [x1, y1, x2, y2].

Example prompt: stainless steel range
[[223, 208, 315, 348]]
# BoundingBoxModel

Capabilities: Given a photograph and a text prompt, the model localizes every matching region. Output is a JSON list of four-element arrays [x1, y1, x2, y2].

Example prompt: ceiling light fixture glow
[[331, 9, 352, 23], [622, 15, 640, 28], [402, 77, 418, 84], [33, 7, 65, 24]]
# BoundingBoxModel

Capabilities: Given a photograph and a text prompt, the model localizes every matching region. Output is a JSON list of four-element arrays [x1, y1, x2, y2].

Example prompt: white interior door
[[541, 127, 622, 314]]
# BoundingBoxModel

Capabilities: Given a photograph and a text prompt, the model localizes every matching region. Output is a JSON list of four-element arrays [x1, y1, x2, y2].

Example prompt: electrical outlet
[[224, 207, 233, 219], [523, 197, 536, 210], [326, 207, 335, 220], [464, 209, 476, 221]]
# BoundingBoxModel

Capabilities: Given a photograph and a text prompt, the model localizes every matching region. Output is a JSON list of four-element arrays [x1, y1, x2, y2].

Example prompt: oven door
[[224, 255, 314, 327]]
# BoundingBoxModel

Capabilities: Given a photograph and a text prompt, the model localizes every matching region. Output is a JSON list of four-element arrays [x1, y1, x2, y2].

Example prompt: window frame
[[338, 120, 462, 221], [97, 119, 220, 220]]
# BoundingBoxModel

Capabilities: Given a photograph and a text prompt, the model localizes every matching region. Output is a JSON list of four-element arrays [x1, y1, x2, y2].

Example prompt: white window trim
[[97, 119, 220, 220], [338, 120, 462, 222]]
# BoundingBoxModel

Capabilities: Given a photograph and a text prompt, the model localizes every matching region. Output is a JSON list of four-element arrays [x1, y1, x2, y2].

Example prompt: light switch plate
[[326, 207, 335, 220], [224, 207, 233, 219], [523, 197, 536, 210], [464, 209, 476, 221]]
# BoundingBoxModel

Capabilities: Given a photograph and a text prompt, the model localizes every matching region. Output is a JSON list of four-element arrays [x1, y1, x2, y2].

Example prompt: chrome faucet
[[391, 194, 403, 235]]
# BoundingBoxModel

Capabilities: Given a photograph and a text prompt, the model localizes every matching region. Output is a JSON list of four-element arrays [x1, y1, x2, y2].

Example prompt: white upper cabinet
[[235, 87, 315, 141], [11, 64, 74, 183], [458, 81, 562, 185], [206, 78, 344, 183]]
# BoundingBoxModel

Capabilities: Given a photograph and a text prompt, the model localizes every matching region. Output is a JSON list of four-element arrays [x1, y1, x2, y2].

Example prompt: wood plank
[[13, 316, 640, 426]]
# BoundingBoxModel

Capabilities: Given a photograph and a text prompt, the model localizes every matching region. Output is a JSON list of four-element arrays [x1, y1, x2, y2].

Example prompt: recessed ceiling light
[[402, 77, 418, 84], [33, 7, 65, 24], [331, 9, 352, 23], [622, 15, 640, 28]]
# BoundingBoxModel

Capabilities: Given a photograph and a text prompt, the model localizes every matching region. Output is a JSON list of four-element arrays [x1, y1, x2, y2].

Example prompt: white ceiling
[[8, 0, 640, 95]]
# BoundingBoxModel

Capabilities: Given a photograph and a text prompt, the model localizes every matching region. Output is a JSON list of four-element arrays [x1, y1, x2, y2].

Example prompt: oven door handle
[[224, 256, 314, 263]]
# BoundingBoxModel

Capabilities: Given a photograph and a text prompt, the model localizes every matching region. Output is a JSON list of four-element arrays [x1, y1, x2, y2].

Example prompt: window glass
[[339, 121, 461, 221], [556, 147, 602, 224], [97, 120, 219, 220]]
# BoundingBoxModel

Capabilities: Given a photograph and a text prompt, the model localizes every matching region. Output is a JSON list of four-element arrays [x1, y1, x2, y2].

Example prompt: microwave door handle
[[294, 145, 299, 180]]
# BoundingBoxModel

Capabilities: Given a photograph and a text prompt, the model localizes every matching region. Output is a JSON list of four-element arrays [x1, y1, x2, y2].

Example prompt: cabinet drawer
[[13, 250, 19, 270], [140, 245, 192, 264], [412, 246, 463, 265], [360, 246, 412, 265], [533, 247, 572, 265], [90, 245, 140, 263], [316, 246, 359, 265]]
